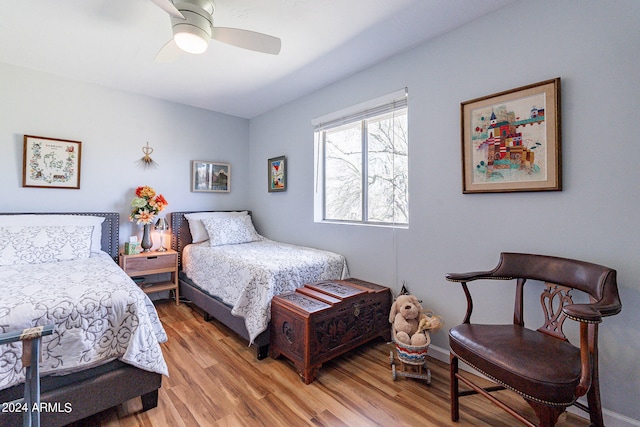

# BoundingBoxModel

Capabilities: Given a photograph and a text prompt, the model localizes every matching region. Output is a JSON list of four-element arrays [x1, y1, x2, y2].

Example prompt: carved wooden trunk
[[269, 278, 391, 384]]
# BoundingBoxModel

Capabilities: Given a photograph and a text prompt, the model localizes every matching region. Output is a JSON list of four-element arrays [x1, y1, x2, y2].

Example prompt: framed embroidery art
[[22, 135, 82, 189], [268, 155, 286, 192], [191, 160, 230, 193], [461, 78, 561, 193]]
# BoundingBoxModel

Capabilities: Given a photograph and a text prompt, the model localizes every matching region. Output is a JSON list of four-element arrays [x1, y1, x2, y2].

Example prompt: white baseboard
[[429, 344, 640, 427], [427, 343, 450, 364], [567, 405, 640, 427]]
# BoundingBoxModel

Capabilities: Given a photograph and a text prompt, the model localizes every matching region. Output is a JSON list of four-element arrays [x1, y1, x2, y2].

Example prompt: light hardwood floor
[[69, 300, 590, 427]]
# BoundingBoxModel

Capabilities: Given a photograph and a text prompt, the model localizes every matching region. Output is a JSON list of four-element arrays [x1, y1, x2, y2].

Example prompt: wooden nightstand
[[119, 249, 179, 305]]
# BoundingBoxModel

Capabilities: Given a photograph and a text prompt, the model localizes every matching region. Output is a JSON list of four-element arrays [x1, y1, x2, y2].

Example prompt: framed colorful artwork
[[461, 78, 561, 193], [22, 135, 82, 189], [191, 160, 230, 193], [268, 155, 286, 192]]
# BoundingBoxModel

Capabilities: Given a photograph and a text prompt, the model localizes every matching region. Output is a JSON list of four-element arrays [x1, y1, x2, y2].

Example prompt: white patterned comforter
[[0, 251, 168, 391], [183, 239, 349, 343]]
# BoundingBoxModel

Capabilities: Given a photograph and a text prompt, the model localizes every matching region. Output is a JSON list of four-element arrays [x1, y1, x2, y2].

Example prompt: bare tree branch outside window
[[322, 108, 408, 224]]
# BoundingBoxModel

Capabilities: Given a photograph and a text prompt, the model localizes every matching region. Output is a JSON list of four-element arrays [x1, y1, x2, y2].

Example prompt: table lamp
[[154, 217, 169, 252]]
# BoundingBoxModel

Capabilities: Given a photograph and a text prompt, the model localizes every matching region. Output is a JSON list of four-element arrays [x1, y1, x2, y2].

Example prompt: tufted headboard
[[170, 210, 251, 268], [0, 212, 119, 261]]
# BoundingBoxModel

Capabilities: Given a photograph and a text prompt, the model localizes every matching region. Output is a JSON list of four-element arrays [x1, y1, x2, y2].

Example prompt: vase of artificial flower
[[129, 185, 168, 252], [141, 223, 152, 252]]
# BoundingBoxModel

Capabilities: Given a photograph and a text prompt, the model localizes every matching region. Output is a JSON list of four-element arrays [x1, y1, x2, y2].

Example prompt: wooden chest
[[269, 278, 391, 384]]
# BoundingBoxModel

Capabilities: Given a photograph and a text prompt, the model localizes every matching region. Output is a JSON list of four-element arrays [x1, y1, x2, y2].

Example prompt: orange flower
[[133, 209, 154, 225], [136, 186, 156, 199], [129, 186, 168, 224], [150, 194, 168, 212]]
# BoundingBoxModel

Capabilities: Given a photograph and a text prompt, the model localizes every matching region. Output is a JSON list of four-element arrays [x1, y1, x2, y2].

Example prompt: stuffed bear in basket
[[389, 294, 444, 346]]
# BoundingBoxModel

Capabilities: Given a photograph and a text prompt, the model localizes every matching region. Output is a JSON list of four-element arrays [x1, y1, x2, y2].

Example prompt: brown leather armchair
[[446, 253, 622, 427]]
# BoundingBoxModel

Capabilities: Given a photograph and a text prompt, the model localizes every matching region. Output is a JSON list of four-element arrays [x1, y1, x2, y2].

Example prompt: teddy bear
[[389, 294, 444, 346], [389, 294, 423, 345]]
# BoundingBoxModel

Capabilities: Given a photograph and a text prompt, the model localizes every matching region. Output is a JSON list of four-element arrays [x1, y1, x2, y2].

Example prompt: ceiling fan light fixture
[[170, 3, 214, 55], [156, 0, 281, 58], [173, 27, 209, 54]]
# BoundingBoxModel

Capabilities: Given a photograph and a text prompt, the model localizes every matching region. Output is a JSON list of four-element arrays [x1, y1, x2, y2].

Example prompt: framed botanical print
[[22, 135, 82, 189], [461, 78, 561, 193], [268, 155, 286, 192], [191, 160, 230, 193]]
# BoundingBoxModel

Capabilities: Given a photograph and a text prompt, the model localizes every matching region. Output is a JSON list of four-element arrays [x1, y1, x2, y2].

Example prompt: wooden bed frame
[[0, 212, 162, 427], [170, 211, 271, 360]]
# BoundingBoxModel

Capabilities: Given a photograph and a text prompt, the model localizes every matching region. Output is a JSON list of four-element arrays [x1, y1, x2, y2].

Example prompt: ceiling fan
[[151, 0, 281, 59]]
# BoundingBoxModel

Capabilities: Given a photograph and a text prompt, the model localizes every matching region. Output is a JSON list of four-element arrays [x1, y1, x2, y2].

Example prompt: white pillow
[[0, 215, 104, 253], [184, 211, 248, 243], [202, 215, 260, 247], [0, 225, 93, 266]]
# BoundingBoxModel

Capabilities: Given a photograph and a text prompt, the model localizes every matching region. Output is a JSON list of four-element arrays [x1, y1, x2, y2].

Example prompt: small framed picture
[[268, 155, 286, 192], [22, 135, 82, 189], [461, 78, 561, 193], [191, 160, 230, 193]]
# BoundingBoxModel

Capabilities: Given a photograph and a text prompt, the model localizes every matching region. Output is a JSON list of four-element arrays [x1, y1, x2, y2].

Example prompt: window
[[313, 89, 408, 226]]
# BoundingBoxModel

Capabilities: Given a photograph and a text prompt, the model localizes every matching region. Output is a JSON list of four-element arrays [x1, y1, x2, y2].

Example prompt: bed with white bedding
[[171, 211, 349, 359], [183, 238, 348, 344], [0, 251, 168, 389], [0, 212, 167, 427]]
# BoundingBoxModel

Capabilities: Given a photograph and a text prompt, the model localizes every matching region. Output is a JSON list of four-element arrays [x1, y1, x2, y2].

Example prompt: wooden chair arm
[[564, 291, 622, 323], [563, 303, 603, 323], [446, 273, 514, 324], [445, 271, 513, 282], [576, 321, 595, 397]]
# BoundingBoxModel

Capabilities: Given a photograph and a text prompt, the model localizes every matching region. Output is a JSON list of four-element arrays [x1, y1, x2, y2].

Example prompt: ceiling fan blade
[[155, 39, 182, 63], [212, 27, 281, 55], [150, 0, 184, 19]]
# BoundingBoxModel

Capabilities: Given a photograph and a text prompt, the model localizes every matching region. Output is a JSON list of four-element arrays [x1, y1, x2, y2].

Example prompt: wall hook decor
[[137, 142, 158, 169]]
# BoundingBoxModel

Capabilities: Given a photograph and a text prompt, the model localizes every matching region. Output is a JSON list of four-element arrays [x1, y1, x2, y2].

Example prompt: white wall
[[0, 63, 251, 246], [249, 0, 640, 423]]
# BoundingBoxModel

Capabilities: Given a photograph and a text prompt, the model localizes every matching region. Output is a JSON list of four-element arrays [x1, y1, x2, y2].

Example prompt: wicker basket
[[392, 328, 430, 366]]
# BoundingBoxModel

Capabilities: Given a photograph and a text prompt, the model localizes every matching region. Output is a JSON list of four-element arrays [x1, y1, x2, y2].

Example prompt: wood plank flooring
[[69, 300, 590, 426]]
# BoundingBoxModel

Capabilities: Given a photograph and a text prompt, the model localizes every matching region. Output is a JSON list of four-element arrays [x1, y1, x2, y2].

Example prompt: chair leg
[[526, 400, 565, 427], [585, 329, 605, 427], [450, 352, 460, 422], [586, 373, 604, 427]]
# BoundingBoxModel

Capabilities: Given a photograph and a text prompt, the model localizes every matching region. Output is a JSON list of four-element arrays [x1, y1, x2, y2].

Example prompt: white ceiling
[[0, 0, 517, 119]]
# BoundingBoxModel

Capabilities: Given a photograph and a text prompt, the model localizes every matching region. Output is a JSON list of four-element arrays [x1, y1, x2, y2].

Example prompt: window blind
[[311, 88, 408, 131]]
